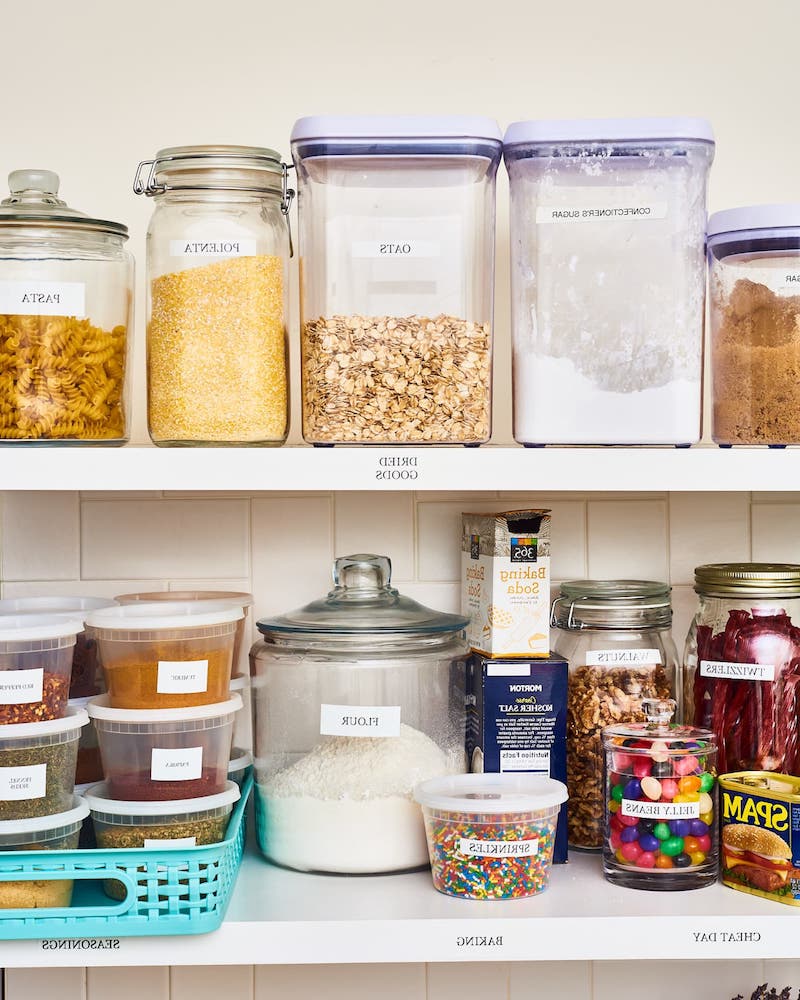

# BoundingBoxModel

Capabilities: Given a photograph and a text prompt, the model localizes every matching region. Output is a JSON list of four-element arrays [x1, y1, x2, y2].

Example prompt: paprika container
[[551, 580, 678, 850], [684, 563, 800, 774], [291, 116, 502, 445], [133, 146, 292, 446]]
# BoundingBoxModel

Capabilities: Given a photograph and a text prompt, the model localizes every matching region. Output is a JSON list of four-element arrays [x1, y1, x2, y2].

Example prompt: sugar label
[[320, 704, 401, 738], [500, 748, 550, 772], [150, 746, 203, 781], [536, 202, 668, 224], [0, 668, 44, 705], [169, 239, 256, 257], [621, 799, 700, 819], [143, 837, 197, 849], [458, 837, 539, 858], [0, 763, 47, 800], [156, 660, 209, 694], [700, 660, 775, 682], [0, 280, 85, 317], [586, 649, 662, 666]]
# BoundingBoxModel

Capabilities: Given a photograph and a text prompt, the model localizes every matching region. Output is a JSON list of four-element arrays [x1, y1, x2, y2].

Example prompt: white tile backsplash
[[752, 503, 800, 562], [86, 967, 169, 1000], [254, 963, 426, 1000], [427, 962, 510, 1000], [5, 968, 86, 1000], [2, 492, 80, 580], [669, 492, 750, 584], [592, 960, 765, 1000], [334, 492, 416, 581], [587, 499, 668, 580], [170, 966, 253, 1000]]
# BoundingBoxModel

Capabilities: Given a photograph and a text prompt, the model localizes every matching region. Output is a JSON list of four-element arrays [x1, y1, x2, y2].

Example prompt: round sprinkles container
[[414, 773, 567, 900]]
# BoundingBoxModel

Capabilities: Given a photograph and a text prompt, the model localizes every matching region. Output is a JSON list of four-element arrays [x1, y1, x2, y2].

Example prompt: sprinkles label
[[458, 837, 539, 858]]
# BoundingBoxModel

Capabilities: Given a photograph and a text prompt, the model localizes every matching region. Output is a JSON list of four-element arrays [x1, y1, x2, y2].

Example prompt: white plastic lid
[[229, 673, 249, 691], [0, 796, 89, 836], [87, 693, 242, 724], [414, 773, 568, 814], [228, 747, 252, 772], [84, 780, 240, 816], [68, 695, 93, 710], [0, 613, 84, 642], [707, 204, 800, 238], [84, 601, 244, 631], [291, 115, 502, 143], [0, 596, 116, 618], [503, 116, 714, 146], [114, 590, 254, 609], [0, 705, 88, 739]]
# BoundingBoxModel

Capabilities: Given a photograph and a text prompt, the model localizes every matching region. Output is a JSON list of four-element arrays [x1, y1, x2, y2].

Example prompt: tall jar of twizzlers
[[552, 581, 678, 849]]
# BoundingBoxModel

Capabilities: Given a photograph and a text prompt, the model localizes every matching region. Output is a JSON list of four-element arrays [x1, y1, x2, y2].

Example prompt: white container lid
[[0, 705, 88, 740], [114, 590, 254, 609], [85, 601, 244, 631], [503, 116, 714, 146], [84, 780, 240, 816], [291, 115, 502, 143], [0, 796, 89, 836], [228, 747, 252, 772], [0, 614, 84, 642], [0, 596, 116, 619], [414, 773, 568, 814], [87, 693, 242, 724], [707, 204, 800, 238], [229, 673, 249, 692]]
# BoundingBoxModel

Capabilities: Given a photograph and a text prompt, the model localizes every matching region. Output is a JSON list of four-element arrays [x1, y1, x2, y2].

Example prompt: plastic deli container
[[0, 615, 82, 724], [85, 602, 244, 709], [114, 590, 254, 677], [0, 708, 87, 820], [88, 695, 241, 800], [503, 118, 714, 446], [68, 696, 103, 785], [229, 673, 252, 752], [0, 596, 116, 699], [707, 206, 800, 446], [0, 797, 89, 908], [414, 773, 568, 899], [228, 747, 253, 790]]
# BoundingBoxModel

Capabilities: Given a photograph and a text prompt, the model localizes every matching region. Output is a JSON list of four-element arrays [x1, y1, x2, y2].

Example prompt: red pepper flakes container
[[684, 563, 800, 774], [0, 615, 82, 724], [602, 699, 718, 890]]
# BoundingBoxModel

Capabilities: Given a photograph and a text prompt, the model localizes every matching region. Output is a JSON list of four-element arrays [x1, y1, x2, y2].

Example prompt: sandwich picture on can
[[722, 824, 800, 899]]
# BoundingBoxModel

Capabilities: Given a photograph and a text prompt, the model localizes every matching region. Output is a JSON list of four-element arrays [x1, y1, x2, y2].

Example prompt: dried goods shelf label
[[585, 649, 662, 666], [319, 703, 402, 738], [500, 748, 550, 772], [156, 659, 209, 694], [458, 837, 539, 858], [535, 202, 668, 224], [699, 660, 775, 681], [169, 239, 257, 257], [0, 280, 85, 317], [150, 745, 203, 781], [621, 798, 701, 819], [143, 836, 197, 848], [0, 762, 46, 800], [0, 667, 43, 704]]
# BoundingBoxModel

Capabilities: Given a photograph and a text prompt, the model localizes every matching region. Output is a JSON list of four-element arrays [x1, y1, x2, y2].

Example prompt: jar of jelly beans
[[602, 698, 718, 890]]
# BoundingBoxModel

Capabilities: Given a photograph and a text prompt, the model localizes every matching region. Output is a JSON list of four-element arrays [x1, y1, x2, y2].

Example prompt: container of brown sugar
[[708, 206, 800, 447]]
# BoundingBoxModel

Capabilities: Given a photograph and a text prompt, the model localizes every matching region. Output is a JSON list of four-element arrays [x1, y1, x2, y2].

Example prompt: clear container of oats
[[133, 145, 292, 446], [551, 580, 678, 850], [291, 116, 502, 445]]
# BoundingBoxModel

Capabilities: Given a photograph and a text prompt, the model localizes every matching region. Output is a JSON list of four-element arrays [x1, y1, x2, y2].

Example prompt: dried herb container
[[0, 614, 82, 724], [0, 707, 87, 819], [227, 747, 252, 790], [67, 696, 103, 785]]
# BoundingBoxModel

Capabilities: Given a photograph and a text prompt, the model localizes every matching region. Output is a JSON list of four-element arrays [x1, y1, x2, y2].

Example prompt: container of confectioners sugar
[[503, 118, 714, 446]]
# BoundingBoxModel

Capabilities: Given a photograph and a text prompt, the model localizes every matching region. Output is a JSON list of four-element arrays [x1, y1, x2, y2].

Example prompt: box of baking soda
[[461, 510, 551, 658]]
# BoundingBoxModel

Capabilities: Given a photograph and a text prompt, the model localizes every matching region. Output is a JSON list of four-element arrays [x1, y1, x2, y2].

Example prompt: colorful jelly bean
[[660, 836, 684, 856], [641, 776, 662, 800], [699, 772, 715, 793], [653, 822, 671, 841], [623, 778, 642, 800]]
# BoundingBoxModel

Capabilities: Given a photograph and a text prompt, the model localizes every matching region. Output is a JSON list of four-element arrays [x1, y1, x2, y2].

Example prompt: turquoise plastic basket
[[0, 775, 251, 940]]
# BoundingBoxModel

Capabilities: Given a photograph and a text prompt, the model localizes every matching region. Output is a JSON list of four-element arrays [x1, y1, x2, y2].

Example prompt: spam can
[[719, 771, 800, 905]]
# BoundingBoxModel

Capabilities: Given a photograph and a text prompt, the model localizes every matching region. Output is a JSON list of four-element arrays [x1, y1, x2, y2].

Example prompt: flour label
[[0, 763, 47, 800], [0, 668, 44, 704], [150, 746, 203, 781], [143, 837, 197, 849], [156, 660, 209, 694], [536, 202, 668, 224], [621, 799, 700, 819], [500, 748, 550, 772], [319, 704, 401, 738], [0, 280, 85, 317], [586, 649, 661, 666], [169, 239, 256, 257], [458, 837, 539, 858], [700, 660, 775, 682]]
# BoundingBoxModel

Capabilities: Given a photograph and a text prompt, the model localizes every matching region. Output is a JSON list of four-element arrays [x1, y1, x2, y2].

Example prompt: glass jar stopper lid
[[694, 563, 800, 597], [603, 699, 716, 750], [552, 579, 672, 630], [0, 169, 127, 237]]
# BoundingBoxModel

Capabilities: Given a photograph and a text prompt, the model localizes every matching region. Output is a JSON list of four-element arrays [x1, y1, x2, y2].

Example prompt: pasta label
[[0, 280, 85, 317]]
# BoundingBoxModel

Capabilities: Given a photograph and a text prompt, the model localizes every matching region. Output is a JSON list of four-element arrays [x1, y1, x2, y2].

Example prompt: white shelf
[[0, 444, 799, 492], [1, 849, 797, 967]]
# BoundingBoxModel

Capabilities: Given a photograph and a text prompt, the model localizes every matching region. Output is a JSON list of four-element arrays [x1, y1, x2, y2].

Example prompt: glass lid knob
[[642, 698, 677, 728], [333, 554, 391, 592], [8, 169, 59, 195]]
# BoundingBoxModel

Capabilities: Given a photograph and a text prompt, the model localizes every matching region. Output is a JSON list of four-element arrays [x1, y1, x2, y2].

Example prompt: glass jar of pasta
[[133, 145, 292, 446], [0, 169, 132, 443]]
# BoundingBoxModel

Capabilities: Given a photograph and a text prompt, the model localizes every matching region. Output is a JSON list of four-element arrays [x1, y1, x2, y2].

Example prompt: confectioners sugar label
[[351, 241, 440, 258], [586, 649, 661, 667], [458, 837, 539, 858], [700, 660, 775, 682], [0, 667, 43, 704], [319, 703, 402, 738], [169, 239, 257, 257], [0, 763, 47, 800], [535, 202, 668, 224], [621, 798, 701, 819], [500, 748, 550, 772], [143, 837, 197, 849], [156, 660, 209, 694], [0, 280, 86, 317], [150, 745, 203, 781]]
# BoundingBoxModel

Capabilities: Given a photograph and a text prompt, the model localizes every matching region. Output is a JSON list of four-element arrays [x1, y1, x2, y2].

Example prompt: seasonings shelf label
[[150, 746, 203, 781], [0, 668, 43, 704], [535, 202, 668, 224], [319, 703, 401, 738], [0, 280, 85, 317], [700, 660, 775, 681], [0, 763, 46, 800], [169, 239, 257, 257], [156, 660, 209, 694]]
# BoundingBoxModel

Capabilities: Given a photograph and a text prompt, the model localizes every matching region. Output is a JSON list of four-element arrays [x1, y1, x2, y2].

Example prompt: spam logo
[[722, 788, 789, 833]]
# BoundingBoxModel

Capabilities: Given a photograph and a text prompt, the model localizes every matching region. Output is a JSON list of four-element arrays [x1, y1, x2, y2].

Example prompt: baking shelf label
[[0, 763, 47, 799], [169, 239, 256, 257], [621, 799, 700, 819], [320, 704, 401, 738], [0, 667, 43, 704], [0, 280, 85, 317], [536, 202, 668, 224], [501, 748, 550, 772], [143, 837, 197, 849], [458, 838, 539, 858], [157, 660, 209, 694], [700, 660, 775, 682], [586, 649, 661, 666], [150, 746, 203, 781]]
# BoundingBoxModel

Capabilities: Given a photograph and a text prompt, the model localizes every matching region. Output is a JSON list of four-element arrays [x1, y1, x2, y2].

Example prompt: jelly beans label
[[169, 239, 257, 257], [0, 280, 86, 317], [535, 202, 668, 224], [150, 746, 203, 781], [143, 837, 197, 849], [0, 667, 44, 704], [586, 649, 661, 666], [156, 660, 209, 694], [0, 763, 46, 800], [320, 704, 401, 738], [621, 799, 701, 819], [458, 838, 539, 858], [700, 660, 775, 682]]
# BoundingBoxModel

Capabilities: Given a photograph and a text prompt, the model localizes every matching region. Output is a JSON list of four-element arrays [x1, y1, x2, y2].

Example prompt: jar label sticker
[[620, 798, 701, 819], [535, 202, 668, 224], [713, 261, 800, 297], [586, 649, 662, 667], [0, 280, 86, 318], [458, 837, 539, 858], [319, 704, 401, 739], [169, 239, 257, 258], [0, 667, 44, 705], [351, 241, 441, 259], [500, 748, 550, 772], [150, 746, 203, 781], [143, 836, 198, 849], [156, 660, 209, 694], [0, 762, 47, 800], [700, 660, 775, 682]]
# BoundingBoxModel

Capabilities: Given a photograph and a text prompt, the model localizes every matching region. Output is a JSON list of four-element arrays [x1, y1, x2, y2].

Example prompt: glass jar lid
[[603, 699, 716, 752], [552, 580, 672, 630], [0, 169, 127, 238], [694, 563, 800, 598], [257, 554, 469, 640], [133, 144, 284, 196]]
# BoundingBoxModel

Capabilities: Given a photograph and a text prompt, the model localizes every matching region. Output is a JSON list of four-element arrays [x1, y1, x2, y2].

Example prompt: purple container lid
[[291, 115, 502, 143], [707, 204, 800, 239], [503, 117, 714, 147]]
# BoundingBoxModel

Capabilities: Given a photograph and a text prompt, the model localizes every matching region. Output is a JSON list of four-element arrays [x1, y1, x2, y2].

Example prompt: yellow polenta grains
[[148, 255, 288, 443]]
